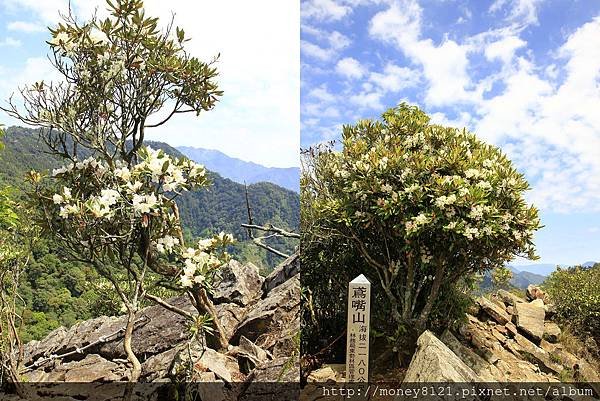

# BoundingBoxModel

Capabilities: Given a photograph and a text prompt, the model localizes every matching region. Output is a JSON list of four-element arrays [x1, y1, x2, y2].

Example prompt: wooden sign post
[[346, 274, 371, 383]]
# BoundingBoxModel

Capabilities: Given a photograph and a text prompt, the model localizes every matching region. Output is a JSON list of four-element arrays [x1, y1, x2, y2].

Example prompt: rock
[[526, 284, 546, 301], [171, 344, 243, 383], [236, 336, 271, 373], [239, 357, 299, 401], [141, 346, 181, 382], [513, 333, 563, 375], [514, 302, 545, 342], [215, 302, 247, 341], [530, 299, 545, 308], [307, 366, 337, 383], [539, 339, 560, 353], [249, 356, 299, 382], [505, 322, 519, 337], [262, 253, 299, 295], [24, 354, 127, 383], [404, 330, 481, 382], [506, 306, 514, 315], [440, 330, 496, 382], [232, 275, 300, 352], [213, 260, 264, 307], [497, 289, 524, 306], [477, 297, 510, 324], [543, 303, 556, 319], [25, 296, 197, 367], [62, 354, 127, 382], [543, 322, 561, 343]]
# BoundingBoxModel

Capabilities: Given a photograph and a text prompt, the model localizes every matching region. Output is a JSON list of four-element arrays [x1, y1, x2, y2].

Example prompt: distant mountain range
[[177, 146, 300, 193], [509, 261, 598, 277]]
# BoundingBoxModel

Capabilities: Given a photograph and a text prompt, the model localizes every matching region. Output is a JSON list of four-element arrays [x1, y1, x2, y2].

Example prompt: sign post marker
[[346, 274, 371, 383]]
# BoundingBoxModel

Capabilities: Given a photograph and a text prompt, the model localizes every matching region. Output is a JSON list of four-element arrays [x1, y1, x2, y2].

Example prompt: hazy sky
[[301, 0, 600, 266], [0, 0, 300, 168]]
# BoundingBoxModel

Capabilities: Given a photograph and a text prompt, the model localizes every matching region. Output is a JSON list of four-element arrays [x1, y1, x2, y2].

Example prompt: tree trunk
[[123, 309, 141, 381], [197, 288, 229, 351]]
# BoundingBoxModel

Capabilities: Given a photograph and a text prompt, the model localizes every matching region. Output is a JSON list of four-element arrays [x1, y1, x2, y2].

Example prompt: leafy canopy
[[303, 103, 541, 330]]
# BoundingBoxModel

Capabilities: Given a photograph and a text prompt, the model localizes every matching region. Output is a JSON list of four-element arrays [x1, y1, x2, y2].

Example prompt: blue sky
[[301, 0, 600, 268], [0, 0, 299, 168]]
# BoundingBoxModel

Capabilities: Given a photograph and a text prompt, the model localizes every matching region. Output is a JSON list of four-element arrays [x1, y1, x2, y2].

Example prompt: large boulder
[[497, 289, 524, 306], [24, 296, 196, 367], [213, 260, 264, 306], [526, 284, 546, 301], [261, 254, 299, 295], [543, 322, 561, 343], [477, 297, 510, 325], [404, 330, 481, 382], [232, 275, 299, 352], [514, 302, 545, 342]]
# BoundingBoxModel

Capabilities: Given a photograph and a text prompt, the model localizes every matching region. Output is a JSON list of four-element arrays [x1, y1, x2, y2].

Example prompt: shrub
[[301, 104, 540, 357], [544, 264, 600, 347]]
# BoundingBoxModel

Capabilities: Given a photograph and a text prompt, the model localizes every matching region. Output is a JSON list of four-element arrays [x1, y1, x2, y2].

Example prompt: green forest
[[0, 126, 299, 342]]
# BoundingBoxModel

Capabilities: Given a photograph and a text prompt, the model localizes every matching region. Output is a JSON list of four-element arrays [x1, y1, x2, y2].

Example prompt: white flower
[[183, 258, 197, 276], [465, 169, 481, 179], [197, 238, 213, 251], [378, 157, 388, 170], [156, 235, 179, 253], [414, 213, 430, 225], [115, 167, 131, 181], [179, 275, 193, 288], [476, 181, 492, 191], [132, 193, 158, 214], [59, 204, 79, 219], [99, 189, 120, 206], [89, 28, 109, 45], [53, 194, 64, 204], [126, 181, 143, 193], [381, 183, 393, 193], [193, 275, 205, 284], [435, 194, 457, 208], [182, 247, 196, 259]]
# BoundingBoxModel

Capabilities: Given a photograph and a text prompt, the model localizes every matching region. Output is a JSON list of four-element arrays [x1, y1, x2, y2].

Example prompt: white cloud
[[7, 20, 45, 33], [301, 28, 351, 62], [369, 63, 419, 92], [336, 57, 365, 79], [349, 90, 384, 110], [489, 0, 544, 27], [369, 0, 475, 106], [0, 37, 21, 47], [484, 35, 526, 63], [0, 0, 300, 168], [301, 0, 351, 21]]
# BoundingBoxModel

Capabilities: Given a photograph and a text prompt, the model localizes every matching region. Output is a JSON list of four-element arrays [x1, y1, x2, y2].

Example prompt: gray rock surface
[[17, 256, 300, 393], [514, 301, 545, 342], [213, 260, 264, 306], [404, 330, 481, 382], [477, 296, 510, 324]]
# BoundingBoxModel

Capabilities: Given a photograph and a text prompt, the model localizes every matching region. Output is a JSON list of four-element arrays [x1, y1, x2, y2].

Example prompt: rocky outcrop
[[514, 301, 545, 342], [15, 256, 299, 400], [526, 284, 546, 301], [261, 253, 299, 294], [213, 260, 264, 306], [477, 296, 510, 325], [543, 322, 561, 343], [404, 330, 480, 382]]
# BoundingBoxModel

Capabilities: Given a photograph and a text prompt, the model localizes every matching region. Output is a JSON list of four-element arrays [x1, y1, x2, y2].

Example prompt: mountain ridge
[[177, 145, 300, 193]]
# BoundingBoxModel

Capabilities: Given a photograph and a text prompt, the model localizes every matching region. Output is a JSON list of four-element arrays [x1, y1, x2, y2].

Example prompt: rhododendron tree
[[2, 0, 229, 382], [302, 104, 541, 334]]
